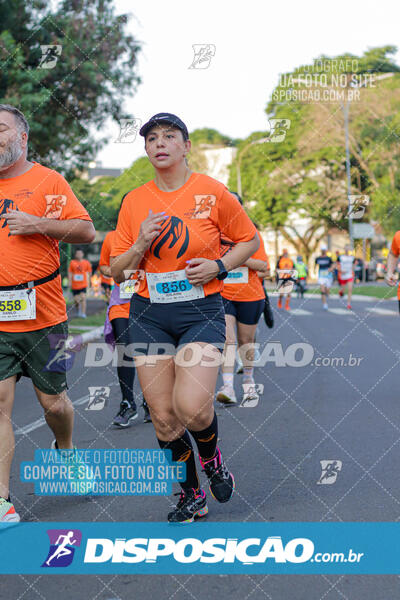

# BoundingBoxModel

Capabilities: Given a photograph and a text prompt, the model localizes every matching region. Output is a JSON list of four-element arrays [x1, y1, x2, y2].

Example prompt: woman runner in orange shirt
[[111, 113, 258, 523]]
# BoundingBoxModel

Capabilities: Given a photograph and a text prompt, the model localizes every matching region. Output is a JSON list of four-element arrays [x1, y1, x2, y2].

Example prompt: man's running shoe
[[338, 289, 344, 297], [323, 303, 328, 310], [142, 401, 152, 423], [236, 358, 243, 374], [216, 384, 237, 405], [168, 488, 208, 523], [113, 400, 138, 428], [51, 440, 94, 495], [347, 304, 352, 310], [284, 302, 290, 311], [0, 498, 20, 522], [277, 298, 282, 309], [201, 447, 235, 503]]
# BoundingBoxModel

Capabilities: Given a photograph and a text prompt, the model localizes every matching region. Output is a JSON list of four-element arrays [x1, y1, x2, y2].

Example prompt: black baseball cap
[[139, 113, 189, 140]]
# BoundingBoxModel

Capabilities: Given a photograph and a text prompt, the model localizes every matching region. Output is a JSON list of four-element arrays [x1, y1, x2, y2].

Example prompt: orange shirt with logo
[[111, 173, 257, 299], [69, 259, 92, 290], [99, 230, 129, 320], [0, 162, 92, 332], [221, 230, 268, 301], [390, 231, 400, 299]]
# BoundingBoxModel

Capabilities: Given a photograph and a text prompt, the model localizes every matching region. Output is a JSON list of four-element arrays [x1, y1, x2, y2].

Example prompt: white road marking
[[289, 308, 313, 316], [327, 308, 351, 315], [366, 307, 398, 316], [370, 329, 384, 337], [15, 382, 114, 436]]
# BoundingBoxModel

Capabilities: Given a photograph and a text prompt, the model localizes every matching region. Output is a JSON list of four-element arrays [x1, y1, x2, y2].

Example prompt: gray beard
[[0, 138, 23, 169]]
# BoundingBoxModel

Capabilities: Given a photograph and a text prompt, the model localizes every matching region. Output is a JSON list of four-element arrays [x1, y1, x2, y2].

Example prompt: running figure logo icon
[[38, 45, 62, 69], [347, 195, 370, 220], [267, 119, 291, 143], [114, 118, 142, 143], [192, 195, 216, 219], [44, 195, 67, 219], [240, 383, 264, 408], [276, 269, 298, 294], [42, 529, 82, 567], [86, 386, 110, 410], [188, 44, 216, 69], [43, 334, 78, 373], [317, 460, 342, 485]]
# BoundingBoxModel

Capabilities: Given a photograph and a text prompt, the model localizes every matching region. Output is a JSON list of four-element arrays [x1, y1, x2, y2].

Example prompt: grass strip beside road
[[330, 285, 397, 299], [69, 309, 107, 332]]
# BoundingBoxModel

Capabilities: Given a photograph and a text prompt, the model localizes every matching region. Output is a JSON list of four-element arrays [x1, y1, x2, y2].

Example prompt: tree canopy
[[0, 0, 141, 178], [228, 46, 400, 262]]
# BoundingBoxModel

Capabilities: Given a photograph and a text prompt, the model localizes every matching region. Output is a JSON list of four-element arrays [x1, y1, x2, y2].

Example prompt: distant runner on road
[[315, 246, 334, 310], [336, 246, 355, 310]]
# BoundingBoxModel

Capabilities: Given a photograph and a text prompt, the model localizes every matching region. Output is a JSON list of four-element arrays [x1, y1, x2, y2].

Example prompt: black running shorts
[[129, 293, 226, 355], [222, 297, 265, 325]]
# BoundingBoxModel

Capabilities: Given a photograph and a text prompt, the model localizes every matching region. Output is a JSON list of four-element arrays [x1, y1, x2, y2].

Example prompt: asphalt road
[[2, 293, 400, 599]]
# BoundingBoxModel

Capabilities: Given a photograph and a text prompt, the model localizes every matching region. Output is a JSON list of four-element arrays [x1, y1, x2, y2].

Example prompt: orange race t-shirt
[[221, 230, 268, 302], [0, 162, 92, 332], [277, 256, 294, 279], [69, 259, 92, 290], [99, 230, 129, 320], [390, 231, 400, 299], [111, 173, 257, 299], [99, 232, 114, 286]]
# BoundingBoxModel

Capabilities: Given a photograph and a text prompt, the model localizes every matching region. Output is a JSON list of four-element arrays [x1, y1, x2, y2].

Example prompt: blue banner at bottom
[[0, 522, 399, 574]]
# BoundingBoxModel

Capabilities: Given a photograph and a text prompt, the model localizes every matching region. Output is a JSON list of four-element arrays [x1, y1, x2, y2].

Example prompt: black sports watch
[[215, 259, 228, 280]]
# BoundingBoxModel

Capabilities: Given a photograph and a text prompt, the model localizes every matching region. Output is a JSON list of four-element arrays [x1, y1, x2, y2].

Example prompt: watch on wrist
[[215, 259, 228, 280]]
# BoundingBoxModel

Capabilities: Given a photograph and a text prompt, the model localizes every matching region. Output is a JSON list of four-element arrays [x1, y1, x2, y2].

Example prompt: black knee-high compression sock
[[157, 431, 200, 491], [189, 412, 218, 461]]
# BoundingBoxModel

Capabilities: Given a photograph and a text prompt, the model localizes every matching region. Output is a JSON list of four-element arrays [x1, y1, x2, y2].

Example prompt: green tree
[[0, 0, 141, 177], [189, 128, 235, 147], [230, 46, 400, 266]]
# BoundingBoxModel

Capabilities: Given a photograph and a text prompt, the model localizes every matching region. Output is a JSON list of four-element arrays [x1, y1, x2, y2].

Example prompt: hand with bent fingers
[[136, 209, 167, 251], [185, 258, 219, 286], [385, 273, 397, 287], [0, 210, 42, 235]]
